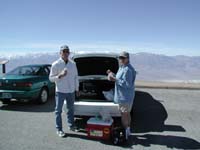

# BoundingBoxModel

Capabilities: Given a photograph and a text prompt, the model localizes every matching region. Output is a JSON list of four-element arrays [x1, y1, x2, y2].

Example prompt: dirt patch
[[136, 81, 200, 90]]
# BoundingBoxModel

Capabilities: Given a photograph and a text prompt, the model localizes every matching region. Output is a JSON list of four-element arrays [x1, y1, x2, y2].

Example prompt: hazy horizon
[[1, 50, 200, 58]]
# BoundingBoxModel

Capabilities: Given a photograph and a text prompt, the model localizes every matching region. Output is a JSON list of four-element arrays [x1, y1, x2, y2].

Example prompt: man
[[49, 45, 79, 137], [108, 51, 136, 140]]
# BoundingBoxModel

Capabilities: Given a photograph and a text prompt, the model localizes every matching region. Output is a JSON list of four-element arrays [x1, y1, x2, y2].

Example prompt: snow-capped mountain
[[130, 53, 200, 81], [1, 52, 200, 81], [0, 52, 59, 71]]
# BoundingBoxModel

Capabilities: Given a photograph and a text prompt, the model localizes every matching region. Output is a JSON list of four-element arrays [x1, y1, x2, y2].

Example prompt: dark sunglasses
[[119, 56, 126, 60], [62, 50, 69, 53]]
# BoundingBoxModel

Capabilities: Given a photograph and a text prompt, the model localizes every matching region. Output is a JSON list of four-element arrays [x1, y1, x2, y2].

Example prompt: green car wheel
[[38, 87, 49, 104]]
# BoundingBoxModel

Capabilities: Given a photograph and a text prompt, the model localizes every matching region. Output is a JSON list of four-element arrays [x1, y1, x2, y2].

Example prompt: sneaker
[[56, 130, 66, 137]]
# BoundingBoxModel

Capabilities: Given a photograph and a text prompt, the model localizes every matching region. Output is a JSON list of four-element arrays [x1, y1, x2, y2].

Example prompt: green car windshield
[[7, 66, 41, 76]]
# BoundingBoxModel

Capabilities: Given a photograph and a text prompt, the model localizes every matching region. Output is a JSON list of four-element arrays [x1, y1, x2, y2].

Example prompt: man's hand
[[107, 70, 116, 82], [76, 91, 80, 97], [58, 69, 67, 79], [109, 76, 116, 82]]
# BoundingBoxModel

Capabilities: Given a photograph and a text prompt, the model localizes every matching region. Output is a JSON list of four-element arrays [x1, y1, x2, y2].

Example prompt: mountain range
[[1, 52, 200, 81]]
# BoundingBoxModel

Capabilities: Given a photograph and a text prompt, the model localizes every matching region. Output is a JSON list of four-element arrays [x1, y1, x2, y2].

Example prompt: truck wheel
[[38, 87, 49, 104]]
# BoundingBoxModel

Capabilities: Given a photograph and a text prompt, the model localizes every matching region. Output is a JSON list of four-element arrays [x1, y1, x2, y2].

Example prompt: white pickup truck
[[72, 53, 121, 117]]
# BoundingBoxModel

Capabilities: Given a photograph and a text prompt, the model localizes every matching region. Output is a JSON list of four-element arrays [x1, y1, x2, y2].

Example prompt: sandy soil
[[135, 80, 200, 90]]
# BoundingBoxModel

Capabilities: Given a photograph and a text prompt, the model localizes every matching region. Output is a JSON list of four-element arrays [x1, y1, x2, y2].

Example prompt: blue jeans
[[55, 92, 75, 131]]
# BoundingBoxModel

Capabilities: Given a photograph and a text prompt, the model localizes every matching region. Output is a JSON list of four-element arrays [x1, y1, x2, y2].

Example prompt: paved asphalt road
[[0, 88, 200, 150]]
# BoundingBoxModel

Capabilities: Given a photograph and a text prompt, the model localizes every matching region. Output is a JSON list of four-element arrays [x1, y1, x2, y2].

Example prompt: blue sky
[[0, 0, 200, 56]]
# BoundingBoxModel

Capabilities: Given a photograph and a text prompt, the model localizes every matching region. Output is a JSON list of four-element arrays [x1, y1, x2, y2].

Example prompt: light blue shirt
[[114, 63, 136, 104]]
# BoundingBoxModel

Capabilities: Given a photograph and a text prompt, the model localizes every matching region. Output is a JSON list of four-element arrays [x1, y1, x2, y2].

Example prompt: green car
[[0, 64, 55, 104]]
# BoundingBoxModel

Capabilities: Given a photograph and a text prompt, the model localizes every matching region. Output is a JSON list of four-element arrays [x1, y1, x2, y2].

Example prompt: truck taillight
[[13, 82, 32, 87]]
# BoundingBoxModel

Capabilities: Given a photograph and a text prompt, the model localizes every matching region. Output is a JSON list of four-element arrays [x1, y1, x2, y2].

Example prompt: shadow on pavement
[[128, 134, 200, 149], [64, 133, 200, 150], [131, 91, 185, 133], [0, 97, 55, 112]]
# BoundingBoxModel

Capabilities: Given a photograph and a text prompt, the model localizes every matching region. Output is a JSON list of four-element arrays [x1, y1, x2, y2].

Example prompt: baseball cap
[[119, 51, 129, 59], [60, 45, 70, 51]]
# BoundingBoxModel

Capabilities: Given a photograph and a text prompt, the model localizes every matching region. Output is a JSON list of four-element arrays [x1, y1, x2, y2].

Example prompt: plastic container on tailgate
[[86, 117, 113, 140]]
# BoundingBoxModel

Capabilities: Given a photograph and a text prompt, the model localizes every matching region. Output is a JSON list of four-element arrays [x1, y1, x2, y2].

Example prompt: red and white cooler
[[86, 117, 113, 140]]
